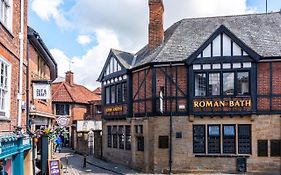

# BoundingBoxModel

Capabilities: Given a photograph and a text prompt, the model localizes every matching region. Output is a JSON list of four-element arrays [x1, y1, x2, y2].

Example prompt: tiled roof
[[111, 49, 135, 69], [134, 12, 281, 66], [52, 82, 100, 104]]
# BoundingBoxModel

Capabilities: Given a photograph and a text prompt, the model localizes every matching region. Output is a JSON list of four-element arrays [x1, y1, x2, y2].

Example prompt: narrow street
[[53, 148, 139, 175]]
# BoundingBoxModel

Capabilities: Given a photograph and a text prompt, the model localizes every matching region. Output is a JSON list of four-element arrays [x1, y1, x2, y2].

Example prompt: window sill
[[0, 117, 11, 122], [194, 154, 250, 158]]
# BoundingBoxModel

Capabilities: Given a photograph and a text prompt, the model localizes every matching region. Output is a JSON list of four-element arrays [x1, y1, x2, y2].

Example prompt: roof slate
[[128, 12, 281, 67]]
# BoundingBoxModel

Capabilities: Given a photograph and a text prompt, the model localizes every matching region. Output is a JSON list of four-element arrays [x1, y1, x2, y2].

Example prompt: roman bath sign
[[105, 106, 123, 113], [193, 100, 251, 108]]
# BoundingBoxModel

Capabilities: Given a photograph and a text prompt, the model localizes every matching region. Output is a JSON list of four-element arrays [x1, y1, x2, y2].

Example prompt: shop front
[[0, 134, 32, 175]]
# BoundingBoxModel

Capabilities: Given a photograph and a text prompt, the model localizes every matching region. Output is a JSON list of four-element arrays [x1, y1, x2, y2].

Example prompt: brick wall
[[71, 104, 87, 121], [0, 0, 28, 132], [29, 43, 53, 114]]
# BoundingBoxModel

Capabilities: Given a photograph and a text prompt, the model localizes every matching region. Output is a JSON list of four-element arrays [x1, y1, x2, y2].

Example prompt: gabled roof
[[133, 12, 281, 67], [52, 82, 100, 104], [97, 49, 134, 81]]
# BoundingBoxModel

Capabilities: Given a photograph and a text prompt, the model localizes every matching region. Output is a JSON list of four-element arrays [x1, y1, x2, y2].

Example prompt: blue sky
[[28, 0, 281, 90]]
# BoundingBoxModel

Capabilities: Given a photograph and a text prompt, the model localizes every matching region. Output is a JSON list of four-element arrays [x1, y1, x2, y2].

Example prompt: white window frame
[[0, 55, 11, 119], [0, 0, 13, 31]]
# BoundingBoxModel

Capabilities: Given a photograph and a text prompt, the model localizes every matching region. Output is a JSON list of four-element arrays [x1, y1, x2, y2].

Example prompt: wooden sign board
[[48, 159, 61, 175]]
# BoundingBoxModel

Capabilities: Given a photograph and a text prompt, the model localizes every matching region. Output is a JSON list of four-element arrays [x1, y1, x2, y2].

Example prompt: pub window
[[237, 72, 249, 95], [208, 73, 220, 96], [122, 83, 127, 102], [107, 126, 112, 148], [137, 136, 144, 151], [195, 73, 206, 96], [135, 125, 143, 134], [238, 124, 251, 154], [118, 126, 124, 149], [111, 86, 116, 104], [125, 125, 131, 150], [208, 125, 220, 154], [112, 126, 118, 148], [257, 140, 268, 157], [270, 140, 281, 157], [193, 125, 205, 153], [159, 136, 169, 149], [116, 84, 122, 103], [223, 72, 234, 95], [223, 125, 236, 154], [105, 87, 110, 104]]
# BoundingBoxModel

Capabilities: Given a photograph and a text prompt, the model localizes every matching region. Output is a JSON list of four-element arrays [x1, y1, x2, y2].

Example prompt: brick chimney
[[148, 0, 164, 52], [65, 71, 74, 86]]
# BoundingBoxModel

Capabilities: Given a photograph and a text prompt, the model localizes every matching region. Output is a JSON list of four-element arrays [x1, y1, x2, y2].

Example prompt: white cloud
[[31, 0, 70, 28], [77, 35, 91, 45], [51, 30, 120, 90], [47, 0, 253, 90]]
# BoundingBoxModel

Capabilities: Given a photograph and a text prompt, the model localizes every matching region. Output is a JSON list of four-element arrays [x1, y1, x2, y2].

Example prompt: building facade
[[0, 0, 32, 174], [98, 0, 281, 174], [27, 26, 58, 174], [52, 71, 102, 155]]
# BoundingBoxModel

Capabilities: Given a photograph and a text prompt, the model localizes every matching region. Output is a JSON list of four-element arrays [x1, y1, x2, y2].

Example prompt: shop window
[[208, 125, 220, 154], [125, 125, 131, 150], [237, 72, 249, 95], [223, 125, 236, 154], [112, 126, 118, 148], [208, 73, 220, 96], [137, 136, 144, 151], [159, 136, 169, 149], [195, 73, 206, 96], [55, 104, 69, 115], [270, 140, 281, 157], [193, 125, 205, 153], [258, 140, 268, 157], [238, 124, 251, 154], [118, 126, 124, 149], [107, 126, 112, 148]]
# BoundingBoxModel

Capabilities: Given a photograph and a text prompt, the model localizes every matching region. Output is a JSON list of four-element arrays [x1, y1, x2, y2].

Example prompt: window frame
[[207, 124, 221, 154], [257, 140, 268, 157], [55, 104, 70, 115], [193, 67, 251, 97], [193, 125, 206, 154], [0, 0, 12, 31], [0, 56, 11, 119], [222, 124, 236, 154]]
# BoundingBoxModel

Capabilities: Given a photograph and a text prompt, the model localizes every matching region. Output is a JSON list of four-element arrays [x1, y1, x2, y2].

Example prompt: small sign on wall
[[33, 83, 51, 100]]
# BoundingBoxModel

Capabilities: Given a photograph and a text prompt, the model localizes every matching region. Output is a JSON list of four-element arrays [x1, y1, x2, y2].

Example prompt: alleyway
[[53, 148, 140, 175]]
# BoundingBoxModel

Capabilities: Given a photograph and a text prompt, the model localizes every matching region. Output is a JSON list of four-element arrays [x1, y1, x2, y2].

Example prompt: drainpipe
[[26, 39, 36, 175], [169, 63, 173, 174], [18, 0, 25, 127]]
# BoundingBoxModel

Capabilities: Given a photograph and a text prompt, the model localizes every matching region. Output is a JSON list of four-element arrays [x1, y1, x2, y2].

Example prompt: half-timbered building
[[98, 0, 281, 173]]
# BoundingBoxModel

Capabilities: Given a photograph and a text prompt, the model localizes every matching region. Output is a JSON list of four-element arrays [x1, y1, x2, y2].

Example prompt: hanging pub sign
[[33, 82, 51, 100], [56, 116, 69, 127]]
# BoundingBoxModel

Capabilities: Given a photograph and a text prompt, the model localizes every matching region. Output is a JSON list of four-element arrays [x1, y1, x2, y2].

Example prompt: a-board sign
[[48, 159, 61, 175]]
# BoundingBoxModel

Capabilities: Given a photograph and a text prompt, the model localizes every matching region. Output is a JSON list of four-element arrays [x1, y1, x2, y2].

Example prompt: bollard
[[83, 154, 86, 168]]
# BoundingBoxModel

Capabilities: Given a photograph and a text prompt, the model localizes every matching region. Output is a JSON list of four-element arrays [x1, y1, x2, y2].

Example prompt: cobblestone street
[[53, 148, 140, 175]]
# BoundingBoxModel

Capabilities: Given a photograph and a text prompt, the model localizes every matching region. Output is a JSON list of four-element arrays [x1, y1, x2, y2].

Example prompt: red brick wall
[[71, 104, 87, 121], [0, 0, 28, 131], [132, 66, 188, 114], [257, 62, 281, 111], [29, 43, 53, 114]]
